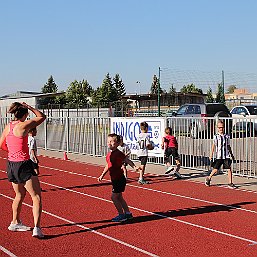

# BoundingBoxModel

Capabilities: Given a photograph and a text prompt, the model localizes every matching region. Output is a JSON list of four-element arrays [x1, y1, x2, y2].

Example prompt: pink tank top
[[6, 121, 30, 162]]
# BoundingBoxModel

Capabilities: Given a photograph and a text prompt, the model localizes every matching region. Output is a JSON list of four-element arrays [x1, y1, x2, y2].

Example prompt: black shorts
[[211, 159, 232, 170], [164, 147, 179, 162], [31, 161, 39, 170], [7, 159, 37, 184], [112, 175, 126, 193], [139, 156, 148, 166]]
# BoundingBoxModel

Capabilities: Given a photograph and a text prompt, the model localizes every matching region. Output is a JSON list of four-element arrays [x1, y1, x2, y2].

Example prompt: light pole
[[158, 67, 161, 117], [136, 81, 141, 94]]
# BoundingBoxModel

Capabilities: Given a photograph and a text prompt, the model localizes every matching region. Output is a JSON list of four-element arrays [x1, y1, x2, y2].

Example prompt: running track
[[0, 150, 256, 257]]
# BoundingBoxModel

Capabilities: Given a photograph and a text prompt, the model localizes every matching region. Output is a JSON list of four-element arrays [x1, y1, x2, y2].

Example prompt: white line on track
[[0, 193, 159, 257], [1, 158, 257, 247], [39, 180, 257, 246], [0, 246, 17, 257], [39, 165, 257, 215]]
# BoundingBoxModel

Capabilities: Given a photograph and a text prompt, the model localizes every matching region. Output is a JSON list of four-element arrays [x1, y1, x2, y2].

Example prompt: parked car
[[169, 103, 232, 138], [230, 105, 257, 136]]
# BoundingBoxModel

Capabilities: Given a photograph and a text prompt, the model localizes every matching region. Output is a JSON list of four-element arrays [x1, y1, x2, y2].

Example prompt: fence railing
[[0, 116, 256, 178]]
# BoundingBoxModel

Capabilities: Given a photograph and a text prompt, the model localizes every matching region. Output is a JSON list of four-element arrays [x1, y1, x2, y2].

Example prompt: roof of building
[[0, 91, 65, 100]]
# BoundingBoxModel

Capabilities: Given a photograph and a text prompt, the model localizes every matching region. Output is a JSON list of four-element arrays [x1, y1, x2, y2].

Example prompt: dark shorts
[[164, 147, 179, 162], [31, 161, 39, 170], [139, 156, 148, 166], [7, 159, 37, 184], [112, 175, 126, 193], [211, 159, 232, 170]]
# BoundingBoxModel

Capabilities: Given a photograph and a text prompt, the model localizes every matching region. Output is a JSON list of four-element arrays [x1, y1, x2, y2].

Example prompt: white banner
[[111, 117, 166, 156]]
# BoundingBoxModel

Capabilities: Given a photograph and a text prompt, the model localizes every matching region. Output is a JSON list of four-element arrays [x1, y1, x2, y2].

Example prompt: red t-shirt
[[163, 135, 178, 148], [106, 149, 125, 180]]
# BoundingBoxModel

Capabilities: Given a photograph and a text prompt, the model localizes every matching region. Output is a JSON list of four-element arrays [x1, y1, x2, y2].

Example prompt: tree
[[92, 73, 117, 107], [226, 85, 237, 94], [150, 75, 163, 94], [41, 75, 58, 94], [40, 75, 58, 106], [113, 74, 126, 98], [169, 84, 176, 95], [65, 80, 93, 108], [206, 87, 215, 103], [216, 83, 225, 103], [180, 83, 203, 94]]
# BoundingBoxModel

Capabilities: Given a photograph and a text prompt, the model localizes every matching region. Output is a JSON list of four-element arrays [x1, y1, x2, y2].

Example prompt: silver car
[[230, 105, 257, 136], [169, 103, 232, 138]]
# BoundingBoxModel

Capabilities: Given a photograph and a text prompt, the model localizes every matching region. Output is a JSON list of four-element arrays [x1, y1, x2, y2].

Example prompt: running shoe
[[111, 214, 127, 222], [124, 213, 133, 220], [32, 227, 44, 238], [205, 177, 211, 187], [138, 179, 149, 185], [8, 222, 31, 232], [165, 166, 174, 174], [227, 183, 237, 189]]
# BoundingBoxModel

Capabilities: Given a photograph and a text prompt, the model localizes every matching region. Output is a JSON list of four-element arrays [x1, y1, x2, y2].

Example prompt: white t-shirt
[[137, 132, 151, 157], [117, 143, 131, 156], [28, 135, 37, 163]]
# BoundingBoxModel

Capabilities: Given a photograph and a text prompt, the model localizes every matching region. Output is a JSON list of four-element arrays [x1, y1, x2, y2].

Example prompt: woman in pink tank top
[[0, 102, 46, 238]]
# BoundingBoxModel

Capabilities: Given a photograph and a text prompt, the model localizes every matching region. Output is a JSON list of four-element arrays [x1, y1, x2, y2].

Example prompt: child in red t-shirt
[[98, 133, 139, 222], [161, 127, 182, 179]]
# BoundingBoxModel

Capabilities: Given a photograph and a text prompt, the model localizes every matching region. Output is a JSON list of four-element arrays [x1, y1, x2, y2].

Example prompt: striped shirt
[[213, 133, 230, 159]]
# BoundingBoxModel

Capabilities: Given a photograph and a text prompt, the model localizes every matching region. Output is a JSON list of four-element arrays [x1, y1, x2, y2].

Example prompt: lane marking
[[38, 165, 257, 215], [39, 180, 257, 246], [0, 195, 158, 257], [0, 246, 17, 257]]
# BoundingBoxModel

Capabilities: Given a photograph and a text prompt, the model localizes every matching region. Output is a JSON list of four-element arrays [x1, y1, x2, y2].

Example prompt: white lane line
[[0, 193, 159, 257], [38, 180, 257, 246], [0, 246, 17, 257], [38, 165, 257, 215]]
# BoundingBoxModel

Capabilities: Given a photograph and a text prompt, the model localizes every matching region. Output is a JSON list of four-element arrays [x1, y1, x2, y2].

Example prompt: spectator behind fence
[[0, 102, 46, 238]]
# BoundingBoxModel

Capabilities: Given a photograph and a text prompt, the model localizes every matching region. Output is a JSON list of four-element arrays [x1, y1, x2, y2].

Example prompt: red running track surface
[[0, 151, 256, 257]]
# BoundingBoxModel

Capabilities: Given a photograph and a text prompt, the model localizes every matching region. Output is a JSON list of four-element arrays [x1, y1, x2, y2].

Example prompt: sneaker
[[111, 214, 127, 222], [8, 222, 31, 232], [205, 177, 211, 187], [124, 213, 133, 220], [174, 171, 182, 179], [228, 183, 237, 189], [165, 166, 174, 174], [32, 227, 44, 238], [138, 179, 149, 185]]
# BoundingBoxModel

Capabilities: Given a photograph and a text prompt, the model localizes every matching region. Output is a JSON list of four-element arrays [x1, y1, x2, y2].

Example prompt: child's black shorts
[[139, 156, 148, 165], [112, 175, 126, 193], [164, 147, 179, 161], [211, 158, 232, 170], [7, 159, 37, 184]]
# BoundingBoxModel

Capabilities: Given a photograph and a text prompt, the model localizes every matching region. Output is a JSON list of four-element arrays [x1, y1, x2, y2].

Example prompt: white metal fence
[[0, 116, 256, 178]]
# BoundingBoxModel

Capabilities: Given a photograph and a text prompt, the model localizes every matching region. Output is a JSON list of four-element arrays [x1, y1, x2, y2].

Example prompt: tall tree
[[92, 73, 117, 107], [150, 75, 163, 94], [40, 75, 58, 106], [65, 80, 93, 108], [113, 74, 126, 98], [169, 84, 176, 95], [206, 87, 215, 103], [216, 83, 225, 103]]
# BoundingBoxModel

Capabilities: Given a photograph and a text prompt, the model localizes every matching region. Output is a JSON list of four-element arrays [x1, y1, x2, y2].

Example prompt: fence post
[[66, 117, 70, 153], [44, 119, 47, 150], [92, 117, 97, 156]]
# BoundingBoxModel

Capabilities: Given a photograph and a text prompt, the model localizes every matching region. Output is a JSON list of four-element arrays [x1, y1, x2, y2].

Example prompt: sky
[[1, 0, 257, 96]]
